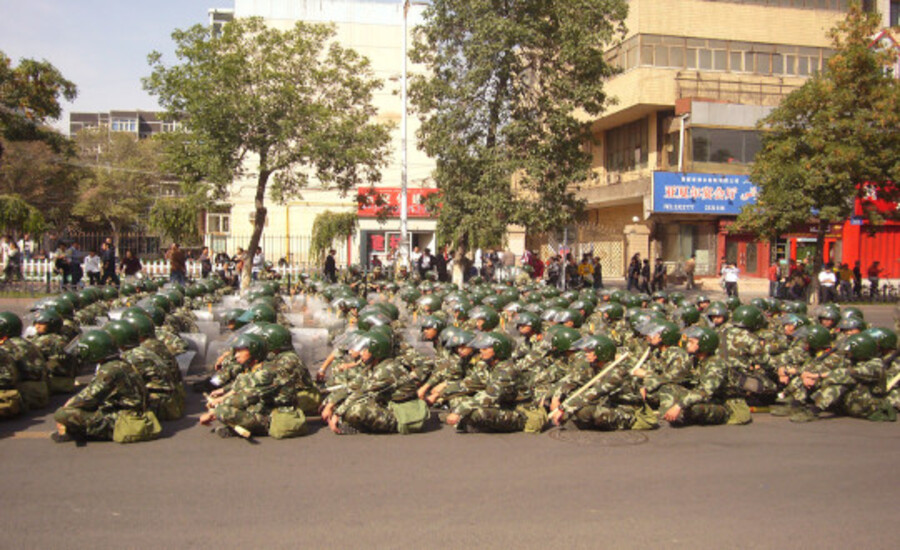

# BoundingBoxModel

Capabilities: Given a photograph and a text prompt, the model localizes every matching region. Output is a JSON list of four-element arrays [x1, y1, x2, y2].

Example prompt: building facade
[[69, 110, 178, 139], [205, 0, 437, 269]]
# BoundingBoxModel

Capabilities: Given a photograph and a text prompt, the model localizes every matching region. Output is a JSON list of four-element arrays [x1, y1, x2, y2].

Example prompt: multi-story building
[[205, 0, 437, 268], [68, 110, 179, 139]]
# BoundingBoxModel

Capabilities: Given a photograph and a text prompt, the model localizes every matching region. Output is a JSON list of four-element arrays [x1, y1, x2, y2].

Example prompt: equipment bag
[[389, 399, 429, 434], [0, 389, 22, 419], [296, 388, 322, 416], [113, 410, 162, 443], [517, 405, 548, 434], [268, 407, 308, 439], [48, 376, 76, 395], [17, 380, 49, 411], [157, 386, 186, 421], [725, 399, 753, 425]]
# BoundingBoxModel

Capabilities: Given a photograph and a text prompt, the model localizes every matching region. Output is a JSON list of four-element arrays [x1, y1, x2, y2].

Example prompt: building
[[205, 0, 437, 269], [68, 110, 178, 139], [549, 0, 856, 280]]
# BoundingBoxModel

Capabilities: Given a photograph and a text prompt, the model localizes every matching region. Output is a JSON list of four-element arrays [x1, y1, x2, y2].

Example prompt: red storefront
[[840, 190, 900, 278]]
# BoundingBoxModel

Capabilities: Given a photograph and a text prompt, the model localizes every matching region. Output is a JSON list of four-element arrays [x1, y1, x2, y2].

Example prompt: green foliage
[[0, 194, 45, 235], [410, 0, 627, 250], [149, 195, 202, 246], [144, 17, 392, 284], [311, 211, 358, 262], [72, 128, 162, 238], [0, 51, 77, 159], [736, 3, 900, 247]]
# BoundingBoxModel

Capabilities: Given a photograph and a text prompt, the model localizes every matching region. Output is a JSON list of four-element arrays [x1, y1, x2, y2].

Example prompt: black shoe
[[51, 432, 73, 443], [336, 421, 359, 435], [214, 426, 236, 438]]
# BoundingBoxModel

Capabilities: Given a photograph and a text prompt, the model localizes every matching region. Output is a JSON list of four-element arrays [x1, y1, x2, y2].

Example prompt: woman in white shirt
[[722, 262, 740, 298]]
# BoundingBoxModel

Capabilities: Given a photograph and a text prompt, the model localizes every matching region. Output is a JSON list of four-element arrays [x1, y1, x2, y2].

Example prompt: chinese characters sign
[[357, 187, 439, 218], [652, 172, 757, 215]]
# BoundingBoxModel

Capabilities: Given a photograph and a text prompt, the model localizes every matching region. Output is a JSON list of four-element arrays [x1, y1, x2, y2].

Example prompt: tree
[[0, 194, 45, 236], [144, 17, 392, 288], [310, 211, 358, 263], [410, 0, 628, 253], [72, 128, 162, 250], [0, 51, 77, 163], [734, 3, 900, 301]]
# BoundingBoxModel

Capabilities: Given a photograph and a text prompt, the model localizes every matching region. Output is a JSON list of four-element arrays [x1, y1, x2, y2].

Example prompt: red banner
[[357, 187, 439, 218]]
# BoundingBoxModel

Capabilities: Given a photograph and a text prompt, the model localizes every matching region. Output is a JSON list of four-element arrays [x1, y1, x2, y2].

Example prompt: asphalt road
[[0, 295, 898, 549]]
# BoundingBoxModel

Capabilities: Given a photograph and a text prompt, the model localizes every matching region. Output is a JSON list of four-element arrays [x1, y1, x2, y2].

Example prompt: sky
[[0, 0, 401, 133]]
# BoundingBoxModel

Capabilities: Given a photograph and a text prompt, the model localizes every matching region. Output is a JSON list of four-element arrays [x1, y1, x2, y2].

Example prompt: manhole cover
[[547, 427, 649, 447]]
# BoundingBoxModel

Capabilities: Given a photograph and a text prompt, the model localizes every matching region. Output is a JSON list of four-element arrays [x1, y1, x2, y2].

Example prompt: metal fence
[[204, 234, 349, 271]]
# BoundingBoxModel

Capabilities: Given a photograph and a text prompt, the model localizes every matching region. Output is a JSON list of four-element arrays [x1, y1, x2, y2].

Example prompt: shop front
[[357, 187, 440, 269]]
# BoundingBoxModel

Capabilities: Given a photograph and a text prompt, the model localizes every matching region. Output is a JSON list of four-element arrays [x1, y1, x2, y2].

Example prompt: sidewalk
[[599, 276, 772, 300]]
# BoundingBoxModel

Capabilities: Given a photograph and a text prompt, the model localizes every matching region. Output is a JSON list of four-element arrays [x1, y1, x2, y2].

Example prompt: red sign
[[357, 187, 439, 218]]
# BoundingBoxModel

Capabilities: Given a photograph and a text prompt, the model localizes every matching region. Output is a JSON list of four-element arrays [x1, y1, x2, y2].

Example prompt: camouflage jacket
[[29, 333, 75, 378], [824, 357, 884, 390], [758, 326, 788, 357], [663, 355, 740, 409], [123, 346, 176, 394], [642, 345, 692, 394], [61, 320, 81, 342], [553, 357, 628, 414], [605, 320, 630, 348], [66, 359, 147, 413], [453, 359, 531, 416], [334, 358, 418, 416], [771, 336, 810, 372], [223, 362, 288, 415], [213, 353, 247, 390], [531, 353, 575, 403], [140, 338, 182, 382], [270, 350, 315, 392], [2, 337, 47, 382], [155, 327, 188, 356], [423, 353, 471, 389], [0, 347, 18, 389], [583, 312, 606, 334], [442, 358, 491, 401], [720, 326, 770, 372]]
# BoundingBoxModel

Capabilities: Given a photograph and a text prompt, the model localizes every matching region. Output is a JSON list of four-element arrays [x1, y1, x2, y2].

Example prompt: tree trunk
[[242, 163, 272, 293], [807, 218, 830, 305], [451, 243, 469, 288]]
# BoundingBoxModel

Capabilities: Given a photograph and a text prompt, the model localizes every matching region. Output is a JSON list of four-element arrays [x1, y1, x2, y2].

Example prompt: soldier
[[816, 304, 841, 337], [632, 320, 692, 409], [0, 312, 49, 410], [399, 315, 446, 385], [423, 328, 481, 407], [122, 310, 182, 384], [532, 326, 582, 406], [28, 309, 78, 394], [259, 322, 320, 416], [0, 346, 20, 419], [658, 326, 752, 427], [52, 330, 148, 442], [323, 331, 424, 434], [106, 320, 183, 421], [548, 334, 655, 431], [870, 328, 900, 412], [720, 305, 777, 404], [200, 334, 296, 438], [705, 301, 730, 333]]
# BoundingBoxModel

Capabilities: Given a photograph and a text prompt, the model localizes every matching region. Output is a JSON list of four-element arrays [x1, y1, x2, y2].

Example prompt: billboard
[[652, 172, 757, 215], [357, 187, 439, 218]]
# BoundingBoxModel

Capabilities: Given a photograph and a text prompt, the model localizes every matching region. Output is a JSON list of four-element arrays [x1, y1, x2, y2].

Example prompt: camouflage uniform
[[658, 355, 751, 426], [781, 349, 844, 404], [269, 350, 321, 415], [638, 345, 693, 408], [332, 358, 420, 434], [123, 346, 183, 421], [30, 333, 78, 394], [453, 359, 533, 432], [552, 357, 648, 431], [810, 357, 887, 418], [720, 326, 777, 401], [439, 357, 491, 408], [885, 353, 900, 411], [53, 359, 147, 440], [214, 362, 297, 435], [2, 337, 49, 410], [141, 338, 183, 383], [0, 348, 21, 419], [155, 327, 188, 356]]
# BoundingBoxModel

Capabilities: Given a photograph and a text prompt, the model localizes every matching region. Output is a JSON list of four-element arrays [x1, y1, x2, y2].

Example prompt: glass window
[[784, 55, 796, 75], [670, 46, 684, 68], [714, 50, 727, 71], [891, 2, 900, 27], [655, 45, 669, 67], [699, 49, 712, 70], [772, 53, 784, 74], [798, 56, 809, 76], [606, 118, 649, 173], [686, 48, 697, 69], [691, 128, 762, 165], [730, 51, 743, 72], [641, 45, 654, 65]]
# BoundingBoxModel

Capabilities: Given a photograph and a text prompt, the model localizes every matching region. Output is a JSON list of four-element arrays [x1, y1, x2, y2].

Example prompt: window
[[892, 2, 900, 27], [111, 118, 136, 132], [606, 118, 649, 173], [207, 213, 231, 234], [699, 49, 712, 70], [730, 51, 743, 72], [691, 128, 762, 165]]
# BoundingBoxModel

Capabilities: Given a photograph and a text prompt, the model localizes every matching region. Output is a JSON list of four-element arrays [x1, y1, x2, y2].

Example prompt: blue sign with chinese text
[[652, 172, 758, 215]]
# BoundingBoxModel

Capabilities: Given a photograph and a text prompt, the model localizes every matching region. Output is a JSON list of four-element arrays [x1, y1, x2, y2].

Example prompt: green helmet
[[841, 307, 864, 321], [725, 296, 742, 311], [104, 320, 139, 350], [515, 311, 542, 333], [77, 289, 96, 307], [140, 304, 166, 327], [101, 286, 118, 301], [34, 309, 63, 334], [469, 306, 500, 331], [58, 291, 80, 308], [554, 308, 584, 329], [449, 299, 473, 319], [251, 296, 277, 310], [40, 298, 74, 320], [184, 284, 201, 299], [651, 291, 668, 303], [706, 301, 730, 320], [599, 303, 624, 321], [625, 294, 645, 309], [481, 295, 503, 310], [351, 331, 392, 361], [147, 294, 171, 313], [0, 312, 23, 338], [75, 329, 119, 363], [124, 313, 155, 340], [682, 326, 719, 355], [731, 305, 764, 331], [817, 304, 841, 322], [573, 334, 616, 362], [373, 302, 400, 322], [694, 294, 711, 307], [841, 333, 877, 361], [782, 301, 808, 315], [120, 283, 137, 297], [780, 313, 809, 329], [416, 294, 443, 314], [674, 305, 700, 326], [441, 327, 475, 350], [223, 308, 247, 330], [231, 333, 268, 363], [550, 326, 582, 353], [864, 327, 898, 353], [648, 302, 667, 316], [800, 324, 832, 352], [357, 311, 391, 331], [750, 298, 768, 312], [669, 292, 685, 306], [640, 320, 681, 347], [609, 290, 626, 304], [259, 323, 293, 353], [162, 289, 184, 308], [569, 299, 594, 317], [837, 316, 867, 332], [239, 303, 277, 324], [470, 331, 513, 360], [419, 315, 446, 333]]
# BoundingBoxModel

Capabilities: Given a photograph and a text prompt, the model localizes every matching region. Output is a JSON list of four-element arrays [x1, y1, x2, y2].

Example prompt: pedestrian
[[684, 254, 696, 290], [867, 261, 883, 296], [767, 261, 779, 298], [66, 242, 84, 288], [100, 239, 119, 286], [838, 263, 853, 301], [817, 263, 837, 303], [119, 250, 143, 280], [83, 250, 102, 285], [591, 256, 603, 289], [417, 247, 434, 279], [722, 262, 740, 298], [166, 243, 187, 285], [53, 243, 70, 288], [852, 260, 862, 298], [639, 259, 651, 293], [435, 245, 449, 282], [577, 254, 593, 288], [199, 246, 212, 278], [652, 258, 666, 292], [627, 254, 641, 292], [324, 249, 337, 283], [251, 247, 264, 281], [3, 241, 23, 281]]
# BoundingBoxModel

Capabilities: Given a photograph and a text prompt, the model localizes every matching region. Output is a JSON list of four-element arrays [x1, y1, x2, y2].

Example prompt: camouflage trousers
[[342, 400, 398, 434], [570, 404, 647, 431], [53, 407, 117, 440], [812, 384, 884, 419], [659, 385, 729, 426], [459, 406, 526, 433], [214, 404, 269, 436], [888, 389, 900, 411]]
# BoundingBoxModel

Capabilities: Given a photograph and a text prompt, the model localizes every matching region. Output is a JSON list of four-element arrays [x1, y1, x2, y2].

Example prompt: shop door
[[725, 237, 761, 277]]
